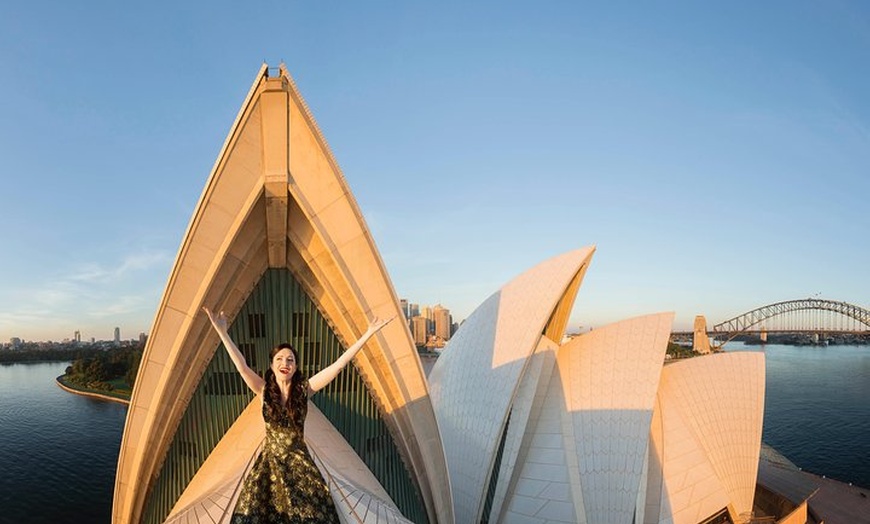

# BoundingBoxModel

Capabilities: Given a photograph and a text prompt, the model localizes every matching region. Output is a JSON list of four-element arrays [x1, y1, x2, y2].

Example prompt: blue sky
[[1, 1, 868, 341]]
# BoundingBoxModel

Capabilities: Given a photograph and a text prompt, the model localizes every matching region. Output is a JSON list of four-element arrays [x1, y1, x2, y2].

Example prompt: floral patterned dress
[[231, 382, 340, 524]]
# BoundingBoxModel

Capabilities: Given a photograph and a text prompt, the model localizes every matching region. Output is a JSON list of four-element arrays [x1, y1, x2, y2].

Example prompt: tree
[[85, 357, 109, 382], [125, 350, 142, 387]]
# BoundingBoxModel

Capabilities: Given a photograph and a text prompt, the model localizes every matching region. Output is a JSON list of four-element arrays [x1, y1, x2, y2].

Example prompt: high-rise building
[[411, 316, 429, 346], [433, 305, 451, 341], [74, 330, 81, 343], [409, 303, 420, 318], [422, 306, 435, 337], [399, 299, 410, 320], [114, 327, 121, 346]]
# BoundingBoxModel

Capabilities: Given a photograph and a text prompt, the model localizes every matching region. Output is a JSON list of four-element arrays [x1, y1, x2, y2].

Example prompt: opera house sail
[[112, 65, 452, 524]]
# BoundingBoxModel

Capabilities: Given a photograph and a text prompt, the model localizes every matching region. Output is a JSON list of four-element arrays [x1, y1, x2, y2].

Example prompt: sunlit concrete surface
[[113, 64, 451, 524], [692, 315, 711, 354]]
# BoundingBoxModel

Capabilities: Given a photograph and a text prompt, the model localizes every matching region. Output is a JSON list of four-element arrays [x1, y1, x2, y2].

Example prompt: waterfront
[[0, 361, 126, 524], [0, 344, 867, 522]]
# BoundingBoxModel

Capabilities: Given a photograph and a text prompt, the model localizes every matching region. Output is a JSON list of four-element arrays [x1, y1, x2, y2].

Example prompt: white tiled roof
[[429, 248, 595, 523], [427, 244, 766, 524], [657, 353, 765, 519], [561, 312, 673, 523]]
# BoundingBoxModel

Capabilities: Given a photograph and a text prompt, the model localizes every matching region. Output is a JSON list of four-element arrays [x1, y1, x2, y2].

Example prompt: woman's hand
[[308, 315, 398, 394], [202, 307, 229, 333], [366, 315, 396, 335], [201, 306, 265, 395]]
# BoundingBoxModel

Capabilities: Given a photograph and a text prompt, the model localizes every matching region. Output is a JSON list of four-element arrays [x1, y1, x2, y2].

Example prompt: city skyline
[[4, 325, 143, 345], [400, 300, 457, 347], [1, 2, 869, 341], [3, 300, 453, 344], [3, 297, 455, 344]]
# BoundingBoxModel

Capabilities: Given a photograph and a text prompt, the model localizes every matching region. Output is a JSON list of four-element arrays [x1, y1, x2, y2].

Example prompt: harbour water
[[0, 361, 126, 524], [0, 344, 867, 522]]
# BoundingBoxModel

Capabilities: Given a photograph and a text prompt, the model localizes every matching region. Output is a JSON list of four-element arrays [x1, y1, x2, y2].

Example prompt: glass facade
[[480, 412, 511, 523], [142, 268, 428, 524]]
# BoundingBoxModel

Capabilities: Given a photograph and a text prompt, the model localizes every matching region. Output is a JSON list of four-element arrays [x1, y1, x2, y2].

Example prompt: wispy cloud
[[0, 248, 172, 341], [87, 294, 153, 318], [68, 250, 171, 283]]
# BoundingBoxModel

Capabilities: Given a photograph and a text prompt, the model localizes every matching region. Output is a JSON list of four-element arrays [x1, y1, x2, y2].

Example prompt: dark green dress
[[231, 382, 340, 524]]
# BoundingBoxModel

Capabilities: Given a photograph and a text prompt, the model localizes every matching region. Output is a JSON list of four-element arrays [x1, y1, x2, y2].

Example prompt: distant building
[[411, 316, 429, 346], [433, 304, 451, 341], [113, 327, 121, 347], [409, 302, 420, 318], [10, 337, 21, 349], [399, 299, 410, 320], [74, 330, 81, 343]]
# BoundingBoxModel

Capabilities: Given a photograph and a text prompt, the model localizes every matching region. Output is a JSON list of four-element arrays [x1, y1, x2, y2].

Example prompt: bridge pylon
[[693, 315, 712, 354]]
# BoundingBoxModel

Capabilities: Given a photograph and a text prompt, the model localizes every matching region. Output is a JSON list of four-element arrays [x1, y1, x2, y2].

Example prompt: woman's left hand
[[367, 316, 396, 334]]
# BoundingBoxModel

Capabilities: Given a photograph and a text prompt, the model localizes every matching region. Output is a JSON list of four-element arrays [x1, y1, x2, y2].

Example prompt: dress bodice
[[261, 381, 309, 456]]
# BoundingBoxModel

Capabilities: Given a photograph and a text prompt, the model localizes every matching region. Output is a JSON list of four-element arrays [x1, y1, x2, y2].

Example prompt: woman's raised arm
[[203, 307, 266, 395], [307, 316, 395, 395]]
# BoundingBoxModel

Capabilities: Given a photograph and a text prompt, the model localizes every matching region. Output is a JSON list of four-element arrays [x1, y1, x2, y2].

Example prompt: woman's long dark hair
[[263, 343, 308, 426]]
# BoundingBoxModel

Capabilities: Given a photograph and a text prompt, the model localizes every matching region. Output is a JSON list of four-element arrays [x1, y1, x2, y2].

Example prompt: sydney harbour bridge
[[672, 298, 870, 349]]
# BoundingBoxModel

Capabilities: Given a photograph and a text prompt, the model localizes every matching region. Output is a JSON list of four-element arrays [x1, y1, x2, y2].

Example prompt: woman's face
[[271, 348, 297, 384]]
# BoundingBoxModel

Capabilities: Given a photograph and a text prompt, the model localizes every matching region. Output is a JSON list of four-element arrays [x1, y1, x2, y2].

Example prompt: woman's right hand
[[202, 306, 265, 395], [202, 307, 228, 333]]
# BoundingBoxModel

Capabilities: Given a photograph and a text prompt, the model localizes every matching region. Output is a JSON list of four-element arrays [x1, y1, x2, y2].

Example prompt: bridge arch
[[711, 299, 870, 335]]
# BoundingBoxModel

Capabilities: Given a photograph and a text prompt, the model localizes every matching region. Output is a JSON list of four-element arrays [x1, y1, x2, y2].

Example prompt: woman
[[203, 307, 393, 524]]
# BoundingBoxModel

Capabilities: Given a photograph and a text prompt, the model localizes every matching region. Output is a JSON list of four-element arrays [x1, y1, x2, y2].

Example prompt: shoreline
[[55, 376, 131, 405]]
